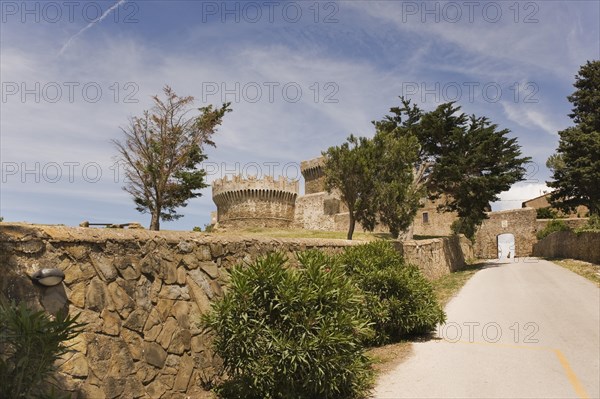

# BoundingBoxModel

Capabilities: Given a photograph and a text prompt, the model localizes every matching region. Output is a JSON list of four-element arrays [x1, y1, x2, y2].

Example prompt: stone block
[[121, 328, 143, 361], [60, 352, 88, 378], [143, 308, 163, 342], [68, 282, 86, 308], [187, 269, 214, 299], [86, 277, 107, 312], [173, 353, 194, 392], [180, 254, 199, 270], [177, 240, 194, 254], [171, 301, 190, 329], [143, 341, 168, 368], [156, 317, 178, 349], [200, 262, 219, 279], [195, 245, 212, 261], [108, 280, 135, 318], [90, 253, 118, 282], [168, 329, 191, 354], [101, 309, 121, 336], [124, 309, 149, 333], [159, 284, 190, 300], [145, 379, 168, 399]]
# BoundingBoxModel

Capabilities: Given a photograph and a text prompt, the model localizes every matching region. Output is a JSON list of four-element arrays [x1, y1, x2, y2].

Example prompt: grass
[[366, 260, 486, 375], [548, 258, 600, 287], [431, 262, 487, 306], [209, 227, 394, 241]]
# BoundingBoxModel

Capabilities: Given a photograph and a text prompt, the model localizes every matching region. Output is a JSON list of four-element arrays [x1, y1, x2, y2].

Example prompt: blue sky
[[1, 0, 599, 230]]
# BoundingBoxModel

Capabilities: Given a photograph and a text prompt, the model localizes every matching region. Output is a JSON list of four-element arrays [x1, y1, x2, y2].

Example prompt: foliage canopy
[[113, 86, 231, 230]]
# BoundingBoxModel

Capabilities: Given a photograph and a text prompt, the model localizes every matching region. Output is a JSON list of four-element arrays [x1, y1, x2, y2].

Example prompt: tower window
[[422, 212, 429, 224]]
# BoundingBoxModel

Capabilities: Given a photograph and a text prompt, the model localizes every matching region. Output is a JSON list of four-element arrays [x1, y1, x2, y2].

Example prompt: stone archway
[[497, 233, 515, 259], [474, 208, 537, 259]]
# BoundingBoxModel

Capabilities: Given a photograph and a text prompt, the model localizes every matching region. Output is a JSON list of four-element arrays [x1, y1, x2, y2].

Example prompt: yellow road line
[[554, 349, 590, 399], [444, 340, 591, 399]]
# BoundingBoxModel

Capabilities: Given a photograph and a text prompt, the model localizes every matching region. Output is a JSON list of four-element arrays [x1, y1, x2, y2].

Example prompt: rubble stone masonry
[[0, 223, 470, 398]]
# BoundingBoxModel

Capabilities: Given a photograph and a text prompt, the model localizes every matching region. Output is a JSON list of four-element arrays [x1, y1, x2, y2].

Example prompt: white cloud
[[492, 183, 552, 211], [500, 101, 566, 137]]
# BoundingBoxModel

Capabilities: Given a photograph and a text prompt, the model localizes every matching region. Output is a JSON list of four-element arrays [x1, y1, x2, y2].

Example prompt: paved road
[[373, 258, 600, 399]]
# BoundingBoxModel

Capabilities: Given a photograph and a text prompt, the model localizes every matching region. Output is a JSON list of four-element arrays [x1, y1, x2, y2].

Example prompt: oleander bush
[[337, 241, 446, 345], [0, 300, 85, 399], [203, 251, 373, 399]]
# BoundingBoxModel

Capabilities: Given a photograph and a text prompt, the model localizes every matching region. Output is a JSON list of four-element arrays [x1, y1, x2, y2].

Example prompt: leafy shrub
[[536, 219, 571, 239], [536, 207, 557, 219], [337, 241, 446, 345], [192, 226, 202, 232], [204, 224, 215, 233], [0, 300, 85, 399], [203, 251, 373, 399], [575, 214, 600, 233]]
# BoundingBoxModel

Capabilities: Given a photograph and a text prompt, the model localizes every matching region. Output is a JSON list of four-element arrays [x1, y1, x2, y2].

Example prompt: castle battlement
[[300, 156, 325, 178], [300, 156, 326, 195], [212, 175, 299, 200], [212, 175, 299, 228]]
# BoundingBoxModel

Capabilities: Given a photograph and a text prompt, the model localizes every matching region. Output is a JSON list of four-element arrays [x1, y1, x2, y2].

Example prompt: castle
[[211, 156, 453, 235]]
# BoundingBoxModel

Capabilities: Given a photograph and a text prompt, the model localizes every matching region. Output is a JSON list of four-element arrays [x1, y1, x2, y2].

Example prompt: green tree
[[374, 99, 530, 239], [371, 130, 423, 238], [547, 60, 600, 216], [113, 86, 231, 230], [322, 135, 377, 240]]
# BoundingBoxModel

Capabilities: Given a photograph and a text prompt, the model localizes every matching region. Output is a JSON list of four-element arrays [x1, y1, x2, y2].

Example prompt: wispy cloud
[[501, 102, 564, 137], [58, 0, 127, 56]]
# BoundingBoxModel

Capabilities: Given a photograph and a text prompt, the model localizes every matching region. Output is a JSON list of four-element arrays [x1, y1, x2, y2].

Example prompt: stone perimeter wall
[[533, 231, 600, 264], [474, 208, 537, 259], [0, 223, 470, 398]]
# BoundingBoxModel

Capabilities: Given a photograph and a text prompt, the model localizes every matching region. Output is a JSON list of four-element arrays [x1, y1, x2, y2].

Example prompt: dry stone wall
[[0, 223, 471, 398], [533, 231, 600, 264], [399, 235, 473, 280]]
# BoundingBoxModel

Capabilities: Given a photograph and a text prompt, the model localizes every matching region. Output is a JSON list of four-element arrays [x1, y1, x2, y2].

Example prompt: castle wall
[[294, 192, 347, 231], [474, 208, 537, 259], [0, 223, 471, 398], [212, 176, 298, 229]]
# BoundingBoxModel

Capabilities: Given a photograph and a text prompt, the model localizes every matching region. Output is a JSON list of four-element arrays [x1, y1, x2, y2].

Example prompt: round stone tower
[[212, 175, 299, 228], [300, 156, 326, 194]]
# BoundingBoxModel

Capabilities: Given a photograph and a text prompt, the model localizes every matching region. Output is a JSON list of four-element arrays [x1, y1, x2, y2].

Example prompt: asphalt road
[[372, 258, 600, 399]]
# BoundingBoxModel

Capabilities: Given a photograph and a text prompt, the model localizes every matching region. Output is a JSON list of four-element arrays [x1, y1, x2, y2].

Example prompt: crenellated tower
[[300, 156, 326, 194], [212, 175, 299, 228]]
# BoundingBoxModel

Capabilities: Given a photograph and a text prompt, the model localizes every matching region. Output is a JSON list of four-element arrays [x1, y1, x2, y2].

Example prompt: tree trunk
[[150, 212, 160, 231], [347, 211, 356, 240], [399, 222, 415, 241]]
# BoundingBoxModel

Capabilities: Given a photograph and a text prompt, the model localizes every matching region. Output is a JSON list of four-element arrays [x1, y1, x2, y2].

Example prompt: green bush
[[536, 207, 558, 219], [203, 251, 373, 399], [0, 300, 85, 399], [536, 219, 571, 239], [575, 214, 600, 233], [337, 241, 446, 345]]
